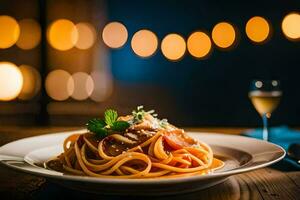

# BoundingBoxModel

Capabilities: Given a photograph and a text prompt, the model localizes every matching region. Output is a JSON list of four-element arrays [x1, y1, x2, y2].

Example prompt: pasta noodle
[[47, 107, 224, 179]]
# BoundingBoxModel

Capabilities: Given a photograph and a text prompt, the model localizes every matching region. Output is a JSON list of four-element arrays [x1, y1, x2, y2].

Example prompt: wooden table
[[0, 127, 299, 200]]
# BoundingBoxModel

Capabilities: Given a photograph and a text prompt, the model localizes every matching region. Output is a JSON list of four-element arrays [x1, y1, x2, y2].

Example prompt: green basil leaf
[[111, 121, 130, 131], [86, 118, 107, 137], [104, 109, 118, 126]]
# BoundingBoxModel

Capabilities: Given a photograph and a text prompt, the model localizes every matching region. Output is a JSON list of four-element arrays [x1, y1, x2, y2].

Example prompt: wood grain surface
[[0, 127, 299, 200]]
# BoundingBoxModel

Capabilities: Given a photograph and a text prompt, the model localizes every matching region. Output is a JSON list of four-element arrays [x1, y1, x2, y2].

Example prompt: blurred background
[[0, 0, 299, 127]]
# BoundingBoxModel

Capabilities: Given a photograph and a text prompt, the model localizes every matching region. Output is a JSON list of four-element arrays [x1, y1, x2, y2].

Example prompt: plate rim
[[0, 130, 286, 184]]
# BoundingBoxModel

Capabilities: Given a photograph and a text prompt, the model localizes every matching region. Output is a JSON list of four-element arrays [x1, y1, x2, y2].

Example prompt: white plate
[[0, 129, 285, 195]]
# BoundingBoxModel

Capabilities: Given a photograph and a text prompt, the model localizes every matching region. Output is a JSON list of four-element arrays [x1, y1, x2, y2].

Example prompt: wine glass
[[248, 80, 282, 141]]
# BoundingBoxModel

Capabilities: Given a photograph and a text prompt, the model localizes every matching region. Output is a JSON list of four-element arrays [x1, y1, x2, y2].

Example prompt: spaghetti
[[48, 107, 224, 179]]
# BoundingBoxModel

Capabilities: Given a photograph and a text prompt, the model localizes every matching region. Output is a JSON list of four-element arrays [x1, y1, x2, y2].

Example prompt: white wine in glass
[[249, 80, 282, 141], [249, 91, 282, 116]]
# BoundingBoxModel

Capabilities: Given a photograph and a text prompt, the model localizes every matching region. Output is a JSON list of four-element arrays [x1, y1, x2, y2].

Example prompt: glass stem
[[262, 113, 269, 141]]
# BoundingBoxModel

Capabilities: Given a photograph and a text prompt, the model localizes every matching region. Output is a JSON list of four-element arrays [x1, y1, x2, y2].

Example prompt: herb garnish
[[131, 105, 169, 128], [87, 106, 170, 137], [86, 109, 130, 138], [132, 105, 157, 124]]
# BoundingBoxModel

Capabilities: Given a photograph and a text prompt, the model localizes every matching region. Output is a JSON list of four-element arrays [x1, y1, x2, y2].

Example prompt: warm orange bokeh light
[[0, 62, 23, 101], [246, 16, 270, 43], [18, 65, 41, 100], [212, 22, 236, 49], [75, 22, 96, 50], [47, 19, 78, 51], [187, 31, 212, 58], [102, 22, 128, 48], [282, 12, 300, 40], [90, 71, 113, 102], [161, 33, 186, 61], [45, 70, 74, 101], [17, 19, 41, 50], [71, 72, 94, 100], [131, 29, 158, 57], [0, 16, 20, 49]]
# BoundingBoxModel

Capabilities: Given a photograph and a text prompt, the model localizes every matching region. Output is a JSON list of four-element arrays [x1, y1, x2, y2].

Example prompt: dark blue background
[[106, 0, 300, 126]]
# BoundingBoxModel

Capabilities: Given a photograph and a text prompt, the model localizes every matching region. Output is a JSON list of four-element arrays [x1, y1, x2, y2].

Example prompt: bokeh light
[[131, 29, 158, 57], [18, 65, 41, 100], [102, 22, 128, 48], [75, 22, 96, 50], [16, 19, 41, 50], [90, 71, 113, 102], [282, 12, 300, 40], [0, 62, 23, 101], [70, 72, 94, 100], [45, 70, 74, 101], [0, 16, 20, 49], [212, 22, 236, 49], [47, 19, 78, 51], [187, 31, 212, 59], [246, 16, 270, 43], [161, 33, 186, 61]]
